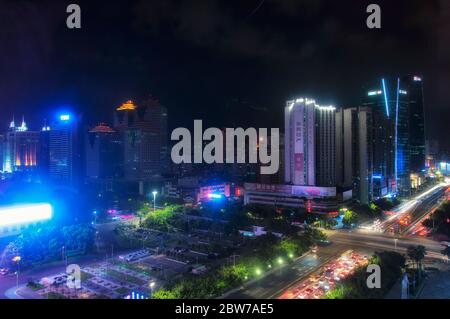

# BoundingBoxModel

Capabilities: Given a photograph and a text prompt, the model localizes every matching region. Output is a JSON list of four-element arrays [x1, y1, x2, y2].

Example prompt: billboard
[[245, 183, 337, 198], [291, 185, 336, 197], [0, 203, 53, 227]]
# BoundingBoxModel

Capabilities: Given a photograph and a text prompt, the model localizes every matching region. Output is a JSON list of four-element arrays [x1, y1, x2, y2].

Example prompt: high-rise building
[[336, 107, 373, 204], [404, 75, 426, 173], [285, 98, 336, 187], [38, 123, 51, 180], [2, 117, 40, 175], [363, 79, 401, 197], [363, 76, 426, 197], [85, 123, 123, 190], [114, 98, 168, 184], [48, 114, 79, 186]]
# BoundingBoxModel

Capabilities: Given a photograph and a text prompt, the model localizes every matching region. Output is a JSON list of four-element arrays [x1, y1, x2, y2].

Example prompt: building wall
[[114, 99, 168, 183], [285, 99, 335, 187], [315, 106, 336, 186]]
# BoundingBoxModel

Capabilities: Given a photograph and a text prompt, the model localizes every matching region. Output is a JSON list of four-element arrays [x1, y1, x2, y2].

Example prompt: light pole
[[149, 281, 155, 298], [12, 256, 21, 289], [152, 191, 158, 212]]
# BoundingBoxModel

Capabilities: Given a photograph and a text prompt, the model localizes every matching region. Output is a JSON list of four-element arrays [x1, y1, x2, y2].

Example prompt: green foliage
[[152, 229, 323, 299], [325, 219, 338, 229], [141, 205, 181, 232], [324, 285, 353, 299], [152, 287, 182, 299], [1, 224, 95, 269], [423, 201, 450, 236], [305, 227, 328, 242], [278, 239, 299, 256], [407, 245, 427, 272], [342, 210, 358, 227], [375, 198, 400, 211]]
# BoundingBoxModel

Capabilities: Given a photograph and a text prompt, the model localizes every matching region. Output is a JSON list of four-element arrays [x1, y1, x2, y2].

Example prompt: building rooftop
[[89, 123, 115, 133], [116, 100, 136, 111]]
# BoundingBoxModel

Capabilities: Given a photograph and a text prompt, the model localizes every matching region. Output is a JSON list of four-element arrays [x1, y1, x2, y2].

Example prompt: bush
[[1, 224, 95, 269]]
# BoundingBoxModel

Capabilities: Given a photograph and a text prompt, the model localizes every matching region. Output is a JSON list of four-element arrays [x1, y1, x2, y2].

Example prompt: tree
[[326, 219, 338, 229], [278, 239, 299, 256], [342, 210, 358, 228], [407, 245, 427, 278], [152, 287, 182, 299]]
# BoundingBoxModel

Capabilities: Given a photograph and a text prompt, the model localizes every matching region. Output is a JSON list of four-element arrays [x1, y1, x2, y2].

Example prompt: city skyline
[[0, 0, 449, 304]]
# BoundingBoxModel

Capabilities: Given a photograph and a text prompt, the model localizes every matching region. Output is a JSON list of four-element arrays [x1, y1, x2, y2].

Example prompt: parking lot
[[26, 251, 174, 299]]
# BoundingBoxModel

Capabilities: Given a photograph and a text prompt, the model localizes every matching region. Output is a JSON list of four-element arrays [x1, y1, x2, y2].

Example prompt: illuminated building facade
[[363, 79, 405, 197], [285, 98, 336, 187], [197, 182, 243, 203], [48, 114, 79, 186], [244, 183, 351, 214], [2, 117, 40, 174], [363, 76, 426, 197]]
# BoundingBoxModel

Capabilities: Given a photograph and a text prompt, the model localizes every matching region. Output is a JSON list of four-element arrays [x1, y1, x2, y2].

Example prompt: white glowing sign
[[0, 203, 53, 227]]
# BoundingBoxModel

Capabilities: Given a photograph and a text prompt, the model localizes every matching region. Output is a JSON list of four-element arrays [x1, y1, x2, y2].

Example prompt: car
[[0, 268, 9, 276], [317, 239, 331, 246]]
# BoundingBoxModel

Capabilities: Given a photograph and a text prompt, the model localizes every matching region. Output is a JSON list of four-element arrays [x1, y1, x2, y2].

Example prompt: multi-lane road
[[223, 242, 353, 299], [225, 182, 449, 299], [379, 183, 447, 235]]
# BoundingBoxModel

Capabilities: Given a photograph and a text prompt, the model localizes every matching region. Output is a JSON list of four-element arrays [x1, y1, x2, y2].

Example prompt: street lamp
[[277, 257, 284, 265], [149, 281, 155, 298], [152, 191, 158, 212], [12, 256, 21, 288]]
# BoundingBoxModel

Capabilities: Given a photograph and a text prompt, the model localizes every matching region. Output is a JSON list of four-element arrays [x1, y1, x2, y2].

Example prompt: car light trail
[[278, 251, 368, 300]]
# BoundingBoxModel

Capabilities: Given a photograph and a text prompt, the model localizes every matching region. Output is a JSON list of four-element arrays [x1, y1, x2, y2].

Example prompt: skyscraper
[[336, 107, 373, 204], [114, 97, 168, 185], [85, 123, 123, 190], [363, 76, 426, 197], [48, 114, 79, 186], [285, 98, 336, 187], [404, 75, 426, 173], [363, 79, 400, 197]]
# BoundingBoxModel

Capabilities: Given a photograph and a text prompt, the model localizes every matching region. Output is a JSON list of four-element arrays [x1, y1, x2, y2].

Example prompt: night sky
[[0, 0, 449, 151]]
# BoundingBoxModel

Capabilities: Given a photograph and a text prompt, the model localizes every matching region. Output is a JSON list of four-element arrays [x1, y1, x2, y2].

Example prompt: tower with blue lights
[[362, 75, 426, 198], [46, 112, 80, 187]]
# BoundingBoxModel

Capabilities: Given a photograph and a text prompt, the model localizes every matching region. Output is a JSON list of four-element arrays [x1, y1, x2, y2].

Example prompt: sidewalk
[[4, 284, 42, 299]]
